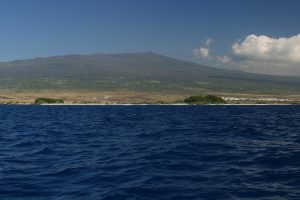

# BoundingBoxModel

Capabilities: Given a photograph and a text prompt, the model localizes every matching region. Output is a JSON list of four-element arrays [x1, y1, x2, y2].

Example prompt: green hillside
[[0, 52, 299, 94]]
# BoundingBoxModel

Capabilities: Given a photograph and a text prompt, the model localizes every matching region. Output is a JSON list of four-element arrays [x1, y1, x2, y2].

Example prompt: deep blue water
[[1, 105, 300, 200]]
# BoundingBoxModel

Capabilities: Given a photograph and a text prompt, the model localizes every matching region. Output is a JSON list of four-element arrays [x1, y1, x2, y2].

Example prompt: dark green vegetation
[[0, 52, 300, 94], [34, 97, 64, 104], [184, 95, 226, 104]]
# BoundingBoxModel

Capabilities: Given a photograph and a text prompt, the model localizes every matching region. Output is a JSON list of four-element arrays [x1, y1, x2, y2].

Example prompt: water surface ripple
[[0, 105, 300, 199]]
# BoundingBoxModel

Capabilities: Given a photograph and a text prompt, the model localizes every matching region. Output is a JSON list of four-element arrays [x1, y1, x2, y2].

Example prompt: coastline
[[1, 89, 300, 106], [1, 103, 297, 106], [41, 104, 297, 106]]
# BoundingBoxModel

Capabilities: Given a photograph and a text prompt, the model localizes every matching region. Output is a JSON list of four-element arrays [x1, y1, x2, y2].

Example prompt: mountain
[[0, 52, 299, 95]]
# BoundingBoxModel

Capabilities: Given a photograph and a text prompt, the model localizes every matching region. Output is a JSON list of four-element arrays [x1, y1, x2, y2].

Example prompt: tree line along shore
[[0, 95, 299, 105]]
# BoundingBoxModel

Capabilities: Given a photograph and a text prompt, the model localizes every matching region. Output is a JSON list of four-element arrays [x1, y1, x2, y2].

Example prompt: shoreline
[[1, 90, 299, 106], [0, 103, 297, 106], [40, 104, 298, 106]]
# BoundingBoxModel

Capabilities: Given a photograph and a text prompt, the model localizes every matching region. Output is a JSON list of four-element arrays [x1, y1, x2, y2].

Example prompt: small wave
[[0, 105, 300, 199], [34, 147, 55, 155]]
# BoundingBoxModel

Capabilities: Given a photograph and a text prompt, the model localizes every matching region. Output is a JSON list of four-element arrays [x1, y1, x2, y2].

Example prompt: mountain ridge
[[0, 52, 299, 94]]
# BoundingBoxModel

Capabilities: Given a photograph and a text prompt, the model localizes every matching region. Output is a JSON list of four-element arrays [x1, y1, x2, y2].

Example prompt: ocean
[[0, 105, 300, 199]]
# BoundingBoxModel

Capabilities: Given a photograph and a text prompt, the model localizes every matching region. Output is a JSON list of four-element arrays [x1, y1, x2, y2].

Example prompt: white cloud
[[193, 38, 213, 60], [194, 34, 300, 75], [215, 34, 300, 75], [204, 38, 213, 46], [217, 56, 231, 64], [232, 34, 300, 64], [193, 47, 210, 59]]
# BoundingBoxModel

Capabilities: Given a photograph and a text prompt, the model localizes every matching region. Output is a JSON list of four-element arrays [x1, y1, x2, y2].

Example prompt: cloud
[[232, 34, 300, 64], [194, 34, 300, 75], [216, 56, 231, 64], [193, 47, 210, 59], [228, 34, 300, 75], [193, 38, 213, 60], [204, 38, 213, 46]]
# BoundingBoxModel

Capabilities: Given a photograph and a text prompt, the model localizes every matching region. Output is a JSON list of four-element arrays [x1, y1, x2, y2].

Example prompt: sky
[[0, 0, 299, 75]]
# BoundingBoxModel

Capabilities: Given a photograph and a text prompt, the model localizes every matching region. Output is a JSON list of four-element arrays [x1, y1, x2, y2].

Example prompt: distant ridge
[[0, 52, 299, 94]]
